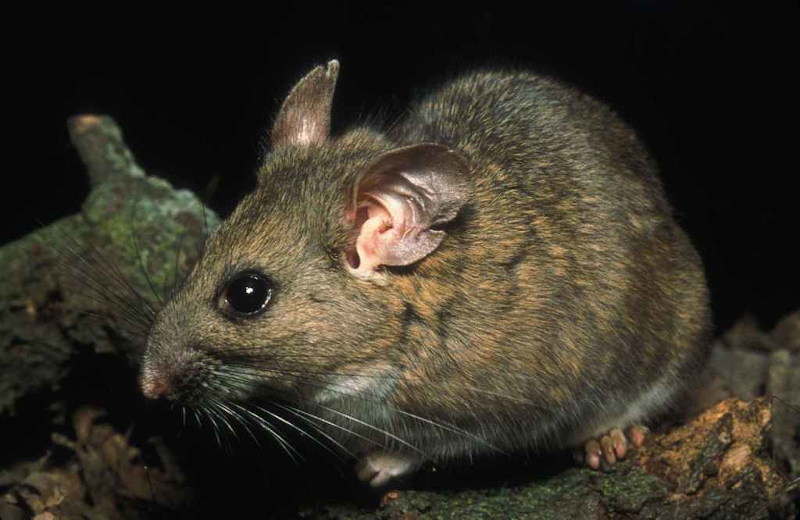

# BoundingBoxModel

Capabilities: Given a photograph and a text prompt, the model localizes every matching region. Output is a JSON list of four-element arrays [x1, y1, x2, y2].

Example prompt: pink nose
[[141, 378, 170, 400]]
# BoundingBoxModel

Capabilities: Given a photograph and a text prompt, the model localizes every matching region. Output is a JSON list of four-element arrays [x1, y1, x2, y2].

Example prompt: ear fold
[[346, 143, 469, 279], [271, 60, 339, 148]]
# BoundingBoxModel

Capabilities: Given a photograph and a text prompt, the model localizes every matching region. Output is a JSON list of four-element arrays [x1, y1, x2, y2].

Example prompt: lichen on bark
[[0, 115, 217, 417]]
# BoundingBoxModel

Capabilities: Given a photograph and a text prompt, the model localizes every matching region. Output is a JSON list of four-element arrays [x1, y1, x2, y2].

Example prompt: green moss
[[372, 469, 611, 520], [0, 160, 220, 415], [79, 173, 219, 302], [595, 470, 668, 513]]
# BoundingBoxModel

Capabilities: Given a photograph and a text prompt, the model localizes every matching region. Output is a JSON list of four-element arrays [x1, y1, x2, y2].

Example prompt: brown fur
[[141, 62, 711, 473]]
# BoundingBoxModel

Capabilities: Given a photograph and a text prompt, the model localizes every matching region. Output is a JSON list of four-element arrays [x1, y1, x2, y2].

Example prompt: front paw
[[355, 451, 420, 488]]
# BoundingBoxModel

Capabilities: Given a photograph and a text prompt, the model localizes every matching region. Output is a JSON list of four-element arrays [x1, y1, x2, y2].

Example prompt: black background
[[5, 2, 798, 334]]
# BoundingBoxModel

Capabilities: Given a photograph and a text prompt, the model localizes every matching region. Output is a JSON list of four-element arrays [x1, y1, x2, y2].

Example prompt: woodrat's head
[[139, 60, 469, 416]]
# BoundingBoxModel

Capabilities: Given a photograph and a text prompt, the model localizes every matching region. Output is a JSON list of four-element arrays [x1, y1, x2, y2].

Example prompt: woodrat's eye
[[223, 273, 272, 316]]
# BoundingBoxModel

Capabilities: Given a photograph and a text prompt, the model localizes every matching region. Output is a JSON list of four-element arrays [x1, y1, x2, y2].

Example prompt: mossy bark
[[0, 115, 217, 417]]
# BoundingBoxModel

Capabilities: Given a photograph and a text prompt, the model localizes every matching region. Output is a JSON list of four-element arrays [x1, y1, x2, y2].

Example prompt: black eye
[[223, 273, 272, 316]]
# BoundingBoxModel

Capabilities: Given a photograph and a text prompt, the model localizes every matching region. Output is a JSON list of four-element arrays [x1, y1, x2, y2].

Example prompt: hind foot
[[355, 451, 419, 488], [574, 425, 648, 470]]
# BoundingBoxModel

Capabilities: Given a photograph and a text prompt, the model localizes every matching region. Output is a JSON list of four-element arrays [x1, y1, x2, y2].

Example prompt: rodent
[[139, 60, 711, 487]]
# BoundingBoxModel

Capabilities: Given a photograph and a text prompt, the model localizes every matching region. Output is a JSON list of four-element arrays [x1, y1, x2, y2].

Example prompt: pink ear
[[346, 144, 469, 278]]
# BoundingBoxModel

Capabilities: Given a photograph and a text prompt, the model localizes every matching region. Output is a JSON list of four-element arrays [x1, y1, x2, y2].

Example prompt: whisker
[[128, 221, 164, 308], [171, 233, 186, 298], [235, 402, 344, 462], [213, 398, 263, 448], [208, 369, 410, 443], [50, 225, 160, 332], [55, 239, 155, 324], [276, 403, 381, 454], [205, 370, 398, 453], [292, 373, 502, 453], [209, 363, 512, 456], [308, 401, 422, 455], [201, 200, 211, 242], [227, 402, 302, 463], [201, 404, 224, 450], [274, 403, 356, 458], [208, 400, 239, 442]]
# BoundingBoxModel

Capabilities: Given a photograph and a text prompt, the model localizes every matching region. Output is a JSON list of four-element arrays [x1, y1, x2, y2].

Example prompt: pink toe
[[585, 440, 602, 469], [628, 425, 648, 447], [600, 436, 617, 465], [610, 428, 628, 459]]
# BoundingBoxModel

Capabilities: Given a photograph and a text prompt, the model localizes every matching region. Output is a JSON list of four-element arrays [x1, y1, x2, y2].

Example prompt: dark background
[[5, 2, 798, 334]]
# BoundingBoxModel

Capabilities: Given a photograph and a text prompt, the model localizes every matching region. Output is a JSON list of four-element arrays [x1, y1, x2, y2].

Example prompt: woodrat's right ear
[[271, 60, 339, 148], [345, 143, 470, 283]]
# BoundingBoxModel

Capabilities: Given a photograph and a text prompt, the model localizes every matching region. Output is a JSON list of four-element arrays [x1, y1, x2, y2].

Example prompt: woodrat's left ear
[[271, 60, 339, 148], [346, 143, 470, 280]]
